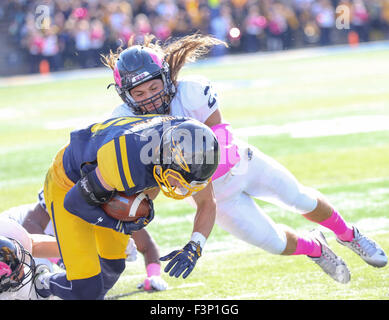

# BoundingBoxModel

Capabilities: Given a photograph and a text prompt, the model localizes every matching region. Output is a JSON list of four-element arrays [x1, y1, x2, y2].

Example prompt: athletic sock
[[292, 236, 322, 257], [318, 210, 354, 242]]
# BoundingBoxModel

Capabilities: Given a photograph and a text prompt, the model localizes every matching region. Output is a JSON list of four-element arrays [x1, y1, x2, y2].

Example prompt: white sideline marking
[[233, 115, 389, 139], [38, 114, 389, 139], [0, 41, 389, 88], [43, 115, 109, 130], [175, 282, 205, 289], [2, 40, 387, 88], [221, 293, 260, 300], [353, 217, 389, 233]]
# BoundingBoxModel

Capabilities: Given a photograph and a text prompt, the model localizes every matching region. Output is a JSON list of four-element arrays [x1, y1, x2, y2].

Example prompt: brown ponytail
[[101, 33, 228, 86]]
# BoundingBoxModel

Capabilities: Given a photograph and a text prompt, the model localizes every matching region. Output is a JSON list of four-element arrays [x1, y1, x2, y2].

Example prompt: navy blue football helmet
[[0, 236, 35, 293], [112, 46, 176, 115], [154, 120, 219, 199]]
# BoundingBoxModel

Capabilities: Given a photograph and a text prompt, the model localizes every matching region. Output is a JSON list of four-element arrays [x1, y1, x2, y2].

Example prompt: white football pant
[[212, 143, 319, 255]]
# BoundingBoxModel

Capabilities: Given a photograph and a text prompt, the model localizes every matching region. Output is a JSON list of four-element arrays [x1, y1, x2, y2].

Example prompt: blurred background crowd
[[1, 0, 389, 75]]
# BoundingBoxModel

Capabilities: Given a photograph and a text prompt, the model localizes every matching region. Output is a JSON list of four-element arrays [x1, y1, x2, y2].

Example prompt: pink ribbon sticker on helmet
[[113, 65, 122, 88], [211, 123, 241, 181], [144, 48, 163, 68], [0, 261, 12, 277]]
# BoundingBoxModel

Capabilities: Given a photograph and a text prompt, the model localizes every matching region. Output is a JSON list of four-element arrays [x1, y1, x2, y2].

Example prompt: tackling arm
[[159, 182, 217, 279], [191, 182, 217, 239], [204, 108, 223, 128]]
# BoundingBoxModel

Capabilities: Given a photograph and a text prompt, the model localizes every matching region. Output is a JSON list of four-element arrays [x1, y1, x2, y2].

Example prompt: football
[[101, 192, 150, 222]]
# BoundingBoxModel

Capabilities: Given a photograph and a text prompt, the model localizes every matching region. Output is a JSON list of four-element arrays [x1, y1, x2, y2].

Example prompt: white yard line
[[1, 40, 388, 88], [40, 114, 389, 139], [0, 68, 110, 88], [2, 109, 388, 140], [233, 115, 389, 139]]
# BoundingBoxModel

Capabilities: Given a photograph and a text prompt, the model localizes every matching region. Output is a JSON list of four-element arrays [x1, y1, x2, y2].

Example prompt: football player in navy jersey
[[102, 33, 387, 285], [33, 115, 219, 300]]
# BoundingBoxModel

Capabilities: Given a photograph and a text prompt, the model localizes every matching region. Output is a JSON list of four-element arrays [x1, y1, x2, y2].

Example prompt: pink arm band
[[211, 123, 241, 181], [146, 263, 161, 277]]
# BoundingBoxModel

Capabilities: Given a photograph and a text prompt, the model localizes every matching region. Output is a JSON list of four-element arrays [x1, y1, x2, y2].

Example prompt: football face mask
[[153, 165, 210, 200], [124, 84, 170, 115]]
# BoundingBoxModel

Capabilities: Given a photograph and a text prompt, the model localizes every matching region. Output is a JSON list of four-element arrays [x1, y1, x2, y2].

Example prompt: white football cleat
[[308, 229, 351, 284], [336, 227, 387, 268]]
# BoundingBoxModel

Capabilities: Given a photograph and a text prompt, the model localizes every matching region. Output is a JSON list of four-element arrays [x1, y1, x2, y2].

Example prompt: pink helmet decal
[[144, 47, 163, 68], [113, 65, 122, 88], [0, 261, 12, 277]]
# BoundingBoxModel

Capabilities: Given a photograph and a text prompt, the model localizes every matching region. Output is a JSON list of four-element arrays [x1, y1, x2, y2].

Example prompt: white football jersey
[[111, 75, 219, 122]]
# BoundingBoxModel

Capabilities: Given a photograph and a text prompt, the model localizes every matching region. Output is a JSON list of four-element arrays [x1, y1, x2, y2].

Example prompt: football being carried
[[102, 192, 152, 222]]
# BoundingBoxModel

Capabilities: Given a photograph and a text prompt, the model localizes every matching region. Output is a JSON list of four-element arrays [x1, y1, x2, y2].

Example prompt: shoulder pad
[[111, 104, 136, 118], [177, 76, 218, 112]]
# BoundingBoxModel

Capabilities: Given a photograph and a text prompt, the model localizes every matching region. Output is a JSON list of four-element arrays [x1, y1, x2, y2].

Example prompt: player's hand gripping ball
[[101, 192, 152, 222]]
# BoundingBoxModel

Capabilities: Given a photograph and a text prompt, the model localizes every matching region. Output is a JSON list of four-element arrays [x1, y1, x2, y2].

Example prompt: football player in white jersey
[[0, 217, 59, 299], [1, 190, 168, 292], [101, 33, 387, 284]]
